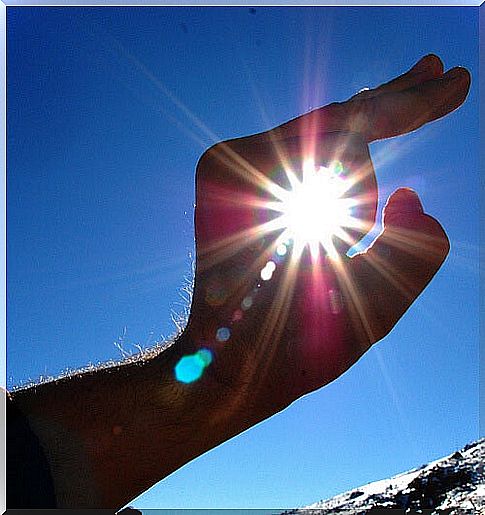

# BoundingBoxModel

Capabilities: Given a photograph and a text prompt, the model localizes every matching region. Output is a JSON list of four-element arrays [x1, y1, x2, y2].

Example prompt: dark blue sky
[[7, 6, 478, 509]]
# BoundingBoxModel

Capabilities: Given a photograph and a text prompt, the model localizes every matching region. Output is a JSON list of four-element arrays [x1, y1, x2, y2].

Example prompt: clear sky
[[7, 6, 478, 511]]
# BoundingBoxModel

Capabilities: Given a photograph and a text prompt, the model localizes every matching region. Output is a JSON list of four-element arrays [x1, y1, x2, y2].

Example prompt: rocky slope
[[284, 439, 484, 514]]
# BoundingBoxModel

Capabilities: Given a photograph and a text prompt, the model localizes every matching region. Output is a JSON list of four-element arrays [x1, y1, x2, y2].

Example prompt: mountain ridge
[[283, 438, 484, 514]]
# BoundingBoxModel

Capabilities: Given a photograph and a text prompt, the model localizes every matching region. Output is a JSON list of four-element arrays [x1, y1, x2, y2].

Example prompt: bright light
[[273, 160, 359, 259]]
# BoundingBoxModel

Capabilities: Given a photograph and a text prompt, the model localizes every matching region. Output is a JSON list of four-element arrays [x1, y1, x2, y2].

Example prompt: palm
[[188, 55, 469, 407]]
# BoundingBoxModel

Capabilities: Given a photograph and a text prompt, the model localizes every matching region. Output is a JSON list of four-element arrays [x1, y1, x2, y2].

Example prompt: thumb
[[345, 188, 450, 345], [379, 187, 450, 275]]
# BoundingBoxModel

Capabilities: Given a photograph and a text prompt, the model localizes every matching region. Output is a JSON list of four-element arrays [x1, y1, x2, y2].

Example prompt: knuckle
[[196, 142, 222, 172]]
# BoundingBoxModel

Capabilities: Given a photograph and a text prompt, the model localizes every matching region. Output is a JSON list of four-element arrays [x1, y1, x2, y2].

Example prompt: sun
[[270, 158, 360, 260]]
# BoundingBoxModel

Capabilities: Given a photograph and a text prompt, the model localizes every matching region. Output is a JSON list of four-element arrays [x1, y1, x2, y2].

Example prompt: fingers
[[342, 188, 449, 345], [357, 66, 471, 141], [349, 54, 444, 101], [266, 56, 470, 144]]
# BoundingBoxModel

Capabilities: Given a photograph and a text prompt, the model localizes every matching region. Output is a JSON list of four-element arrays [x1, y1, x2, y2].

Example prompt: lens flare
[[276, 243, 288, 256], [272, 159, 359, 260], [175, 354, 206, 383], [174, 349, 214, 384], [216, 327, 231, 342]]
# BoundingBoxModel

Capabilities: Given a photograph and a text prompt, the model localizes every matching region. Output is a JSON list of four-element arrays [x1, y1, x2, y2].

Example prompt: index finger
[[266, 66, 470, 143]]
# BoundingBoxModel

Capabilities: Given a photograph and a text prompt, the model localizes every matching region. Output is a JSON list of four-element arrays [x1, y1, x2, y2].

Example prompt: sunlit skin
[[188, 54, 470, 412], [191, 134, 366, 401], [269, 158, 362, 260], [10, 55, 471, 509]]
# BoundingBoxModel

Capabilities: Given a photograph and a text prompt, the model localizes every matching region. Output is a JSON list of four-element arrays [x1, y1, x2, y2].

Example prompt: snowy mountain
[[284, 439, 484, 514]]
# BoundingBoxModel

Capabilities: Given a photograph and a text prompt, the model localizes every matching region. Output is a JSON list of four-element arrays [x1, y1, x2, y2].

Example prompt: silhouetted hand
[[187, 55, 470, 414], [9, 55, 471, 511]]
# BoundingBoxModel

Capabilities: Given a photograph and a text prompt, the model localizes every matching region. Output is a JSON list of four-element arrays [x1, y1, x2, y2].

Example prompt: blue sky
[[7, 6, 478, 510]]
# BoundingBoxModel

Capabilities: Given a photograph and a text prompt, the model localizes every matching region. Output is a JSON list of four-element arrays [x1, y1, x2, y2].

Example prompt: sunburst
[[267, 158, 362, 261]]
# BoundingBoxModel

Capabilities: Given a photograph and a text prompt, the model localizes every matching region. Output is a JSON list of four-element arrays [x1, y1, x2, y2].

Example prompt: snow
[[284, 438, 484, 514]]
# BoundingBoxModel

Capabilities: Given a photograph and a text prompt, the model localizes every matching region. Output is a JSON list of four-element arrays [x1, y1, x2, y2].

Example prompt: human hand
[[186, 55, 470, 417], [9, 56, 469, 510]]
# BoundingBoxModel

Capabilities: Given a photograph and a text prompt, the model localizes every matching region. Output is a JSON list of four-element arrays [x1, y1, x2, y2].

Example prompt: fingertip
[[445, 66, 471, 91], [412, 54, 444, 77], [445, 66, 472, 104], [381, 190, 450, 266], [383, 188, 424, 226], [424, 54, 444, 76], [439, 66, 472, 116]]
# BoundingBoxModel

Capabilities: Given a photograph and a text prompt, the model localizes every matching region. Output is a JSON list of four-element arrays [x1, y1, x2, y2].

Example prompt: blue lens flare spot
[[216, 327, 231, 342], [196, 348, 213, 367], [175, 354, 205, 384]]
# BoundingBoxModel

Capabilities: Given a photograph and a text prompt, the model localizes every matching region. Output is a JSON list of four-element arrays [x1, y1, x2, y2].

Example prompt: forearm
[[10, 327, 270, 509]]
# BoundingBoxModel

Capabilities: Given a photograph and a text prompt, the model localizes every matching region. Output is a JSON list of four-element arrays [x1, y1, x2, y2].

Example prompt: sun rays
[[264, 157, 363, 261], [110, 31, 438, 409]]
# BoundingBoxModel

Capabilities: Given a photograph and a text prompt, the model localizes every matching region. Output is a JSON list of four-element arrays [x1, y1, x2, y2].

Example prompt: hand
[[8, 56, 470, 510], [186, 55, 470, 418]]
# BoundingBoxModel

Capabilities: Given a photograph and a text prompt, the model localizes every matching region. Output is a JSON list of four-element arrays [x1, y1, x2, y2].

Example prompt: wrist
[[182, 293, 294, 428]]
